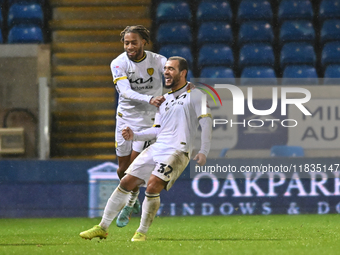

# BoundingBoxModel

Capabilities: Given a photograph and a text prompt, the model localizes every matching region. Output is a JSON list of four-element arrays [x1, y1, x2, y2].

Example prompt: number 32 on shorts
[[156, 163, 173, 178]]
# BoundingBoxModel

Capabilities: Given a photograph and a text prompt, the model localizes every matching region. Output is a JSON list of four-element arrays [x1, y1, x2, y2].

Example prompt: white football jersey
[[153, 84, 211, 158], [110, 51, 167, 128]]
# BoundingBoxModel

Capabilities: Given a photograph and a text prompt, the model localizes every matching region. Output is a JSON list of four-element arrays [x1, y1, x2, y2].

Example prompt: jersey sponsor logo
[[176, 94, 187, 100], [147, 68, 154, 76], [165, 95, 186, 111], [129, 77, 153, 84], [132, 85, 154, 90]]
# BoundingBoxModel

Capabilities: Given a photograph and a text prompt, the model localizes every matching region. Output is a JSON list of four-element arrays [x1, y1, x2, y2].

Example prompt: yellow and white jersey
[[110, 50, 167, 128], [153, 84, 212, 158]]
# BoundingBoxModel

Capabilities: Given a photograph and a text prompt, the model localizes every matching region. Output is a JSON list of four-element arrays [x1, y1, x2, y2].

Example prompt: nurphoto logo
[[198, 83, 312, 128]]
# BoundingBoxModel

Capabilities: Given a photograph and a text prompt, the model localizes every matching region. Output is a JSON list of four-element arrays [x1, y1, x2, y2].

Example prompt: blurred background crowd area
[[1, 0, 340, 159]]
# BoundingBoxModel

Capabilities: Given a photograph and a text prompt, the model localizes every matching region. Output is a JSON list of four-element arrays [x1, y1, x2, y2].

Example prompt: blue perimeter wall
[[1, 158, 340, 218], [0, 160, 101, 218]]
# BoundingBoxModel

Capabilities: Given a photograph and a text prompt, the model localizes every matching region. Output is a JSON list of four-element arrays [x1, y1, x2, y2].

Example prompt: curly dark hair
[[120, 25, 150, 44]]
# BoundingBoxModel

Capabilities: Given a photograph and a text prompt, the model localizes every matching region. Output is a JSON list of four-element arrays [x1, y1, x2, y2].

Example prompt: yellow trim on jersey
[[153, 124, 161, 128], [168, 82, 188, 94], [198, 113, 212, 120], [132, 52, 146, 63], [118, 112, 123, 117], [113, 76, 128, 85]]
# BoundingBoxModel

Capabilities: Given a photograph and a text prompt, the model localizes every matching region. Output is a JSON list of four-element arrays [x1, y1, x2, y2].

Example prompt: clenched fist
[[122, 127, 134, 141], [150, 95, 165, 107]]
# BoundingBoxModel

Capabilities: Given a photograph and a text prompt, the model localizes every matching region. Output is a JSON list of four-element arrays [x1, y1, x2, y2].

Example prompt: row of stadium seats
[[0, 0, 44, 4], [156, 0, 340, 24], [158, 35, 340, 72], [0, 1, 45, 43], [156, 19, 340, 50], [154, 0, 340, 81], [192, 65, 340, 85]]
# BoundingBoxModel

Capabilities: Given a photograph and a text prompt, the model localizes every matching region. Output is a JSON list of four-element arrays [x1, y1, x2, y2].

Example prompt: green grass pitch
[[0, 215, 339, 255]]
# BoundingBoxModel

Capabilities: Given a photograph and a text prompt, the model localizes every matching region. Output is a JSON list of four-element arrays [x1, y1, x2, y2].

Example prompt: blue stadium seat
[[282, 65, 318, 85], [279, 21, 315, 44], [239, 43, 275, 70], [321, 42, 340, 68], [8, 0, 44, 5], [320, 19, 340, 45], [196, 1, 232, 23], [197, 22, 233, 46], [198, 44, 234, 67], [156, 22, 192, 46], [324, 65, 340, 77], [8, 3, 44, 27], [156, 2, 191, 24], [238, 21, 274, 46], [159, 45, 193, 68], [278, 0, 313, 23], [241, 66, 277, 85], [200, 66, 235, 80], [324, 65, 340, 85], [270, 145, 304, 157], [280, 42, 316, 69], [237, 0, 273, 23], [319, 0, 340, 22], [8, 25, 44, 43]]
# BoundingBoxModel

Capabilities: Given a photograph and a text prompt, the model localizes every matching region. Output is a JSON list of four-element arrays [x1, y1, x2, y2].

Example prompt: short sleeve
[[110, 58, 128, 85]]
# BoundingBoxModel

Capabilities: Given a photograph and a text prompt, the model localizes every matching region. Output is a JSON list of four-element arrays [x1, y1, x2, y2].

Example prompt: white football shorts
[[115, 117, 150, 157], [125, 144, 189, 191]]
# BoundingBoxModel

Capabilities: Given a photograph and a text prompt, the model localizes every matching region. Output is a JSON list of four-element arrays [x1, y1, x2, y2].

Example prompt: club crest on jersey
[[147, 68, 154, 76]]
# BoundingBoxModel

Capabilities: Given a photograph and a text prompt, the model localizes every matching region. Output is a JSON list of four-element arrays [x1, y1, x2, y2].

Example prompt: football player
[[79, 57, 212, 241]]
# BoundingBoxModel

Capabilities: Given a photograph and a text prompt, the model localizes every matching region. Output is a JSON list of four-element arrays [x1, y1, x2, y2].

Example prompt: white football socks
[[99, 185, 130, 230], [137, 192, 160, 234], [127, 190, 140, 207]]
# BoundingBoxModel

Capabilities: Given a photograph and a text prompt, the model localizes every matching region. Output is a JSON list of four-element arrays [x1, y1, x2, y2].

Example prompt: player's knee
[[146, 178, 166, 194], [120, 174, 143, 191]]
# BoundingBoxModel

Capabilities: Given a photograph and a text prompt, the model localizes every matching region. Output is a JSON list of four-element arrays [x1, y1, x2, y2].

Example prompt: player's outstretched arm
[[122, 127, 134, 141], [116, 79, 154, 104], [192, 90, 212, 166], [130, 111, 161, 141], [196, 117, 212, 166]]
